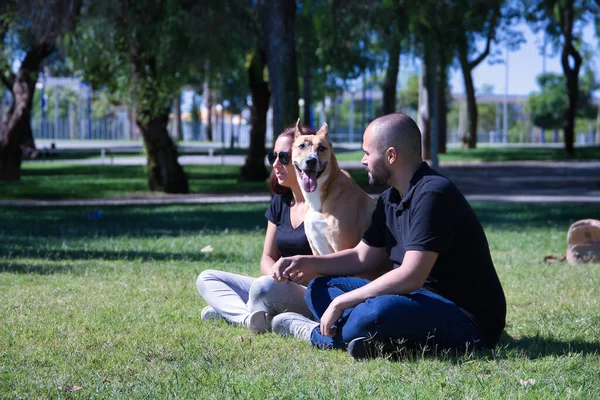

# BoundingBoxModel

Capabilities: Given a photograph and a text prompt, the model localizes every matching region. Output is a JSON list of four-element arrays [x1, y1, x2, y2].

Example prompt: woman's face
[[272, 136, 297, 188]]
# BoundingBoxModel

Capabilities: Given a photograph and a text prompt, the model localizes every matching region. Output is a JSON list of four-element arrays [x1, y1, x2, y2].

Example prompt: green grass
[[0, 164, 271, 200], [336, 145, 600, 162], [1, 203, 599, 398], [0, 163, 376, 201]]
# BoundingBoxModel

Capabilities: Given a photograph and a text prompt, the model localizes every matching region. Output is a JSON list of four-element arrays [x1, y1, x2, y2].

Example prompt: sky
[[448, 22, 599, 96]]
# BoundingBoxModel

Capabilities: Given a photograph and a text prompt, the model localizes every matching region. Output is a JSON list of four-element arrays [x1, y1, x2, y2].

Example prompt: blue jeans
[[305, 276, 484, 351]]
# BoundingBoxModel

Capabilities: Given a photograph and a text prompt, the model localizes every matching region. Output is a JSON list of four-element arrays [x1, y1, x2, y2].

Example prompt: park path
[[2, 157, 599, 206]]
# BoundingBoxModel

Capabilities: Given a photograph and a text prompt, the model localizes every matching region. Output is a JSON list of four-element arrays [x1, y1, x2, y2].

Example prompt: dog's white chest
[[305, 210, 333, 255]]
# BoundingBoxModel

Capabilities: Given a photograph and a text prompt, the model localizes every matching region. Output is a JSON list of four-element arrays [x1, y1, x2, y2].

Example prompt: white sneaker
[[272, 312, 319, 343], [201, 306, 224, 321], [246, 311, 274, 334]]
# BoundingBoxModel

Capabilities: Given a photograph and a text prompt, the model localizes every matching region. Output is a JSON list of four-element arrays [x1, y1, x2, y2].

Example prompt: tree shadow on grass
[[0, 205, 267, 239], [0, 248, 253, 265], [0, 250, 257, 275]]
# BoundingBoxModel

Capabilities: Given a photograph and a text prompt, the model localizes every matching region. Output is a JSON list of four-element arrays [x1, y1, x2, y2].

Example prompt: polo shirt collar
[[399, 162, 433, 210]]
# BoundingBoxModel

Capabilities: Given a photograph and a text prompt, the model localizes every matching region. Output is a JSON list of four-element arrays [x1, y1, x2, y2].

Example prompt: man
[[270, 113, 506, 360]]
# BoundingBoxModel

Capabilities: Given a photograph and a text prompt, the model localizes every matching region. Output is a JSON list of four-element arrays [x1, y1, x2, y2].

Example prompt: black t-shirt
[[265, 193, 313, 258], [362, 162, 506, 348]]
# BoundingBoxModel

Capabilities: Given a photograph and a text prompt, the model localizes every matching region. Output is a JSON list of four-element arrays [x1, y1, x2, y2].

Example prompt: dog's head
[[292, 120, 336, 193]]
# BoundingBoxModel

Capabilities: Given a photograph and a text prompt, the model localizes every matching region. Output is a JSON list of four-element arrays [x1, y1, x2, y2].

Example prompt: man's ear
[[385, 147, 397, 165]]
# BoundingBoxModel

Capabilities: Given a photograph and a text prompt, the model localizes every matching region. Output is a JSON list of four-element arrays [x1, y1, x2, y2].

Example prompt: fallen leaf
[[201, 245, 214, 253], [59, 385, 82, 392], [519, 379, 536, 387]]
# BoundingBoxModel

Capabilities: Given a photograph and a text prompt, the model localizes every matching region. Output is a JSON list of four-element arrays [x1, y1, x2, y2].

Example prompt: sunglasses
[[267, 151, 291, 166]]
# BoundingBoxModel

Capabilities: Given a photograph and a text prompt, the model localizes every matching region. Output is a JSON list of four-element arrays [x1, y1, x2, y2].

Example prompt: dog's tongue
[[302, 170, 318, 193]]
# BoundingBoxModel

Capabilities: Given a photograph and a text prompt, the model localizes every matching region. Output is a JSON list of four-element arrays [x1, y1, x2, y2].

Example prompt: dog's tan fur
[[293, 121, 391, 278]]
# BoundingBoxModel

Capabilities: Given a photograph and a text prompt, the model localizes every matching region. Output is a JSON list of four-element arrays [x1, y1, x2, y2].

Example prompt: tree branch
[[468, 7, 499, 69], [0, 20, 16, 90]]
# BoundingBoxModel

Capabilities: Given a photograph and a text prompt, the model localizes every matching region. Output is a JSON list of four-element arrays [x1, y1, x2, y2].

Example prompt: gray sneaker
[[201, 306, 224, 321], [272, 312, 319, 343], [246, 311, 274, 334], [245, 311, 273, 334]]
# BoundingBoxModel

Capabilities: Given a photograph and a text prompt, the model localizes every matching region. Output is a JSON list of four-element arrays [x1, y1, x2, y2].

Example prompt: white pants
[[196, 270, 313, 325]]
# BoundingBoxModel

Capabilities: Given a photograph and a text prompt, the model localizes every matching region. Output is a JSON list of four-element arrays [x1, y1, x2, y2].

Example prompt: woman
[[196, 124, 316, 333]]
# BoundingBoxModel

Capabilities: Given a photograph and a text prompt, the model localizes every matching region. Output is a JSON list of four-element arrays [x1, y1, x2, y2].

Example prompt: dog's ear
[[294, 118, 302, 139], [316, 122, 329, 138]]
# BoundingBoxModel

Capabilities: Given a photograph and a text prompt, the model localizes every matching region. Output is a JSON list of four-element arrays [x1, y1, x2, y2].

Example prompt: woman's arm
[[259, 221, 280, 275]]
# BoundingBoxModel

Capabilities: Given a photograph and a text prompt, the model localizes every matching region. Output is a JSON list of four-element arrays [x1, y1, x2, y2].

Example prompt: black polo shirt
[[362, 162, 506, 348]]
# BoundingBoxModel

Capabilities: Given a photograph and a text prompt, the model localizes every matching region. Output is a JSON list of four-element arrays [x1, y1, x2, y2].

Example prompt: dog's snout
[[305, 157, 317, 168]]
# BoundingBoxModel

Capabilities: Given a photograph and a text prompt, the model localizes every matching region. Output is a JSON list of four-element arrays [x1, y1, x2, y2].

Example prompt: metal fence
[[17, 116, 600, 147], [28, 117, 274, 147]]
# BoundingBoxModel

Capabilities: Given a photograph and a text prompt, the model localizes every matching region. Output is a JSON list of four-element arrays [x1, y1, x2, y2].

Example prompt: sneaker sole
[[248, 311, 273, 334]]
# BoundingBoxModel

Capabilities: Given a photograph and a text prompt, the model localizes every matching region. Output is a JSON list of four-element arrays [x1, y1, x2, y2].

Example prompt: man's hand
[[320, 297, 345, 337], [272, 255, 317, 282], [271, 257, 293, 282]]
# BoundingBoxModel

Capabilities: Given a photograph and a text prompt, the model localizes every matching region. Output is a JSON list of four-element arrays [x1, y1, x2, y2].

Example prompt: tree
[[527, 71, 597, 131], [525, 0, 596, 155], [68, 0, 240, 193], [456, 0, 503, 149], [240, 48, 271, 181], [377, 1, 408, 116], [0, 0, 82, 180], [258, 0, 299, 135]]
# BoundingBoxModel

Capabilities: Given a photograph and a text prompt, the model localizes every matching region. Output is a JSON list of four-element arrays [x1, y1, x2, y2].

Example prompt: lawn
[[0, 163, 378, 201], [1, 203, 599, 398]]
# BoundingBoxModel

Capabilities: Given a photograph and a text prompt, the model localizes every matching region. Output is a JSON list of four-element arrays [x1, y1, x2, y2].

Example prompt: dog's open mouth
[[294, 162, 327, 193]]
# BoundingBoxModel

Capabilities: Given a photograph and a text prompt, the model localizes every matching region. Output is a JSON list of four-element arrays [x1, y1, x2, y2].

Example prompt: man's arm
[[272, 241, 387, 283], [319, 250, 438, 336]]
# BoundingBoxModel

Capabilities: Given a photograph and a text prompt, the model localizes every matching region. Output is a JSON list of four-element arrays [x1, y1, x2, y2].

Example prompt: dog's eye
[[317, 145, 326, 152], [298, 143, 306, 149]]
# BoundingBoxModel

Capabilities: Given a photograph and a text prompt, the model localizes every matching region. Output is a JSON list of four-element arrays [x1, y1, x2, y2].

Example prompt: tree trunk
[[458, 51, 477, 149], [437, 50, 449, 154], [240, 48, 270, 182], [560, 0, 580, 157], [0, 46, 49, 181], [302, 46, 312, 125], [137, 112, 188, 193], [381, 37, 401, 116], [173, 92, 183, 141], [204, 79, 213, 142], [418, 57, 430, 161], [437, 67, 447, 154], [258, 0, 299, 135]]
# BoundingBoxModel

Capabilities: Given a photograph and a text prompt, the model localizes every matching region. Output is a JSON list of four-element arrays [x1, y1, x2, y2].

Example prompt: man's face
[[361, 127, 390, 185]]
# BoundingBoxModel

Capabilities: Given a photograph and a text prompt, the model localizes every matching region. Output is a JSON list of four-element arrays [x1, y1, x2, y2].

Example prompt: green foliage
[[527, 71, 598, 130], [64, 0, 247, 122], [399, 73, 419, 111]]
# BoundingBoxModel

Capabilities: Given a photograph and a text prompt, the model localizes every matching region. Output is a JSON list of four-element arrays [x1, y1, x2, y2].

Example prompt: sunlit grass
[[1, 203, 599, 398]]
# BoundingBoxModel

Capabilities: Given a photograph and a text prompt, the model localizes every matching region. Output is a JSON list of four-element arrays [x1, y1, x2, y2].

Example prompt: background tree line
[[1, 0, 599, 192]]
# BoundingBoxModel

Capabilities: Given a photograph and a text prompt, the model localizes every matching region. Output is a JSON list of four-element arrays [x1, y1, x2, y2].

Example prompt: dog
[[292, 120, 391, 278]]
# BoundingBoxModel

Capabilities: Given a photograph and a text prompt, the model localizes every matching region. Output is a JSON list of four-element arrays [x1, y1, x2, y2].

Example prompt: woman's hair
[[269, 123, 316, 195]]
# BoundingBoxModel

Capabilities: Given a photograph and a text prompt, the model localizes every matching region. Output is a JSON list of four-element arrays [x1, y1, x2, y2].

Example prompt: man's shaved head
[[366, 113, 422, 163]]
